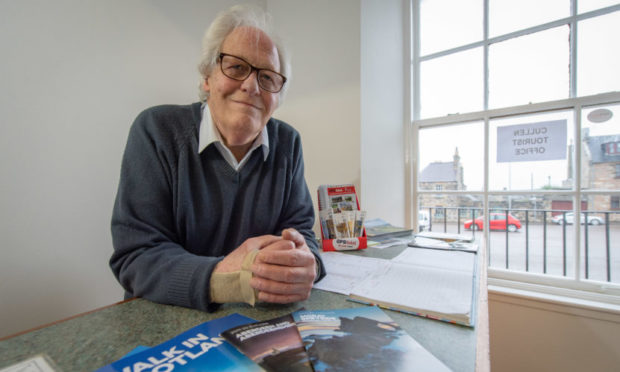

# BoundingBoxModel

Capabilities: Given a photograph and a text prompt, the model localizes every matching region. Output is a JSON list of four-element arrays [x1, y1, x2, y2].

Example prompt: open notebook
[[317, 247, 478, 327], [349, 248, 477, 326]]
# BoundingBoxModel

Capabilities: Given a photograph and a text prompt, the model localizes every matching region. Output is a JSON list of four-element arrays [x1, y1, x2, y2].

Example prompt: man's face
[[204, 26, 281, 149]]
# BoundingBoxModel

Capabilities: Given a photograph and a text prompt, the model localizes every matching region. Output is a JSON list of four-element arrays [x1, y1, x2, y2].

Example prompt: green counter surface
[[0, 245, 483, 371]]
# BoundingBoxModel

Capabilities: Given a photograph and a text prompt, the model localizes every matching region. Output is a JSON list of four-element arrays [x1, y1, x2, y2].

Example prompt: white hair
[[197, 4, 291, 104]]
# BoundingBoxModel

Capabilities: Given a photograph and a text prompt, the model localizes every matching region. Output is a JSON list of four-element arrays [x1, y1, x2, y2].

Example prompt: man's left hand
[[249, 228, 317, 303]]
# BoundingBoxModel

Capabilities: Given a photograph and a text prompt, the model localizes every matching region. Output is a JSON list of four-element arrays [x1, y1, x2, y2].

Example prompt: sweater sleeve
[[276, 130, 326, 283], [110, 109, 218, 312]]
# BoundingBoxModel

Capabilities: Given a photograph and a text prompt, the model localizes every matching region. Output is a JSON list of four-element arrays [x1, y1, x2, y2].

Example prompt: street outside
[[426, 222, 620, 284]]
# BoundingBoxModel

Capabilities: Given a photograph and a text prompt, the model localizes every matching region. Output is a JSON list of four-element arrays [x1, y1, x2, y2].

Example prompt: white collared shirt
[[198, 103, 269, 171]]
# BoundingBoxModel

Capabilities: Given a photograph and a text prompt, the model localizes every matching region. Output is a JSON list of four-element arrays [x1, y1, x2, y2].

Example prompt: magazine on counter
[[363, 218, 413, 239], [94, 313, 262, 372], [221, 314, 313, 372], [292, 307, 450, 372]]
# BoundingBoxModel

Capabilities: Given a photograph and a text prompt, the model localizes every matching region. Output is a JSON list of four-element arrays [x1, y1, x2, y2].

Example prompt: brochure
[[221, 314, 313, 372], [95, 313, 262, 372], [363, 218, 413, 239], [292, 307, 450, 372]]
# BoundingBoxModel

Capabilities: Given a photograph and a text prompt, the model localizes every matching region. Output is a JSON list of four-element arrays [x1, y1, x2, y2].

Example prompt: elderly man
[[110, 5, 325, 312]]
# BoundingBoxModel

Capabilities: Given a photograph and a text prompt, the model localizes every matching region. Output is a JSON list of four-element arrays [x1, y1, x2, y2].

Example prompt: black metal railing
[[419, 206, 619, 283]]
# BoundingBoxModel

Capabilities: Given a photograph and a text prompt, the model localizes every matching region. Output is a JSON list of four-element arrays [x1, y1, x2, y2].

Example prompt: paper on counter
[[314, 252, 388, 295]]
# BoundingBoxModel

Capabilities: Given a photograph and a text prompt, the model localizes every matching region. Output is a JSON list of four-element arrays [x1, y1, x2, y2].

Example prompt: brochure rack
[[317, 184, 367, 251]]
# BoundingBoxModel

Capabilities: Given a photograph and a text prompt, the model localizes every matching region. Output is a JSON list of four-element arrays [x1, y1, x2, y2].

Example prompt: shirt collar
[[198, 103, 269, 162]]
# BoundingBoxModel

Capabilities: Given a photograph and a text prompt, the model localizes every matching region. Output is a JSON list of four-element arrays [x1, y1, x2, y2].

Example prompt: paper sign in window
[[496, 119, 567, 162]]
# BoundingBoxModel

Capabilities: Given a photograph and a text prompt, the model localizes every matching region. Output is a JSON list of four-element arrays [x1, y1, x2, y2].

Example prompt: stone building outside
[[419, 133, 620, 224]]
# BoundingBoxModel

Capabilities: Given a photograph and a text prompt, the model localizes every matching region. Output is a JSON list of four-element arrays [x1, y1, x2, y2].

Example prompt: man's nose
[[240, 70, 260, 94]]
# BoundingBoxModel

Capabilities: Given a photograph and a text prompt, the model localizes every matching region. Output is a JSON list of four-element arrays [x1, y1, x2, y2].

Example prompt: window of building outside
[[606, 142, 620, 155], [411, 0, 620, 302], [612, 196, 620, 210]]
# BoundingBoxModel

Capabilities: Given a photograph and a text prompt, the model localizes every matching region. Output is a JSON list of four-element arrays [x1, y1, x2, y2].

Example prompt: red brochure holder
[[317, 184, 367, 252]]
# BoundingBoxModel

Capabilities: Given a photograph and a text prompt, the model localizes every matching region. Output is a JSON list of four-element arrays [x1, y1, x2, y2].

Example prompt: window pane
[[579, 203, 620, 284], [579, 0, 620, 13], [420, 0, 482, 55], [485, 194, 575, 277], [577, 11, 620, 97], [489, 0, 569, 37], [417, 194, 483, 235], [489, 110, 574, 191], [418, 121, 484, 191], [581, 103, 620, 192], [489, 27, 570, 109], [420, 48, 483, 118]]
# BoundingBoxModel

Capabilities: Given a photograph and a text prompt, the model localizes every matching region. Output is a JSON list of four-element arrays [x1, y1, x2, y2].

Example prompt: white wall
[[0, 0, 361, 338], [360, 0, 408, 227], [489, 291, 620, 371], [267, 0, 362, 230]]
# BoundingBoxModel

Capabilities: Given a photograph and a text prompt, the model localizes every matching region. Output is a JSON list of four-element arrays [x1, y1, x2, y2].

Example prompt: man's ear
[[202, 77, 210, 94]]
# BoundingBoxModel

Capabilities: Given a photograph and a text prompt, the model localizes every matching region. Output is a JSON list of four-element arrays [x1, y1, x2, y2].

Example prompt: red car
[[464, 213, 522, 232]]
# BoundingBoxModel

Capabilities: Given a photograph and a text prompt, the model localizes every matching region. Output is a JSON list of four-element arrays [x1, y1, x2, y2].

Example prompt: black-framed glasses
[[219, 53, 287, 93]]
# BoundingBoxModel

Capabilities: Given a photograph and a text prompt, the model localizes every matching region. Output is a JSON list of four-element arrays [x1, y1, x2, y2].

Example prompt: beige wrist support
[[209, 249, 260, 305]]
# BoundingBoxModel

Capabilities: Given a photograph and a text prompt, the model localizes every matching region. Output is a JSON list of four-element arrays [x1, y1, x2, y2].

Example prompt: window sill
[[488, 277, 620, 323]]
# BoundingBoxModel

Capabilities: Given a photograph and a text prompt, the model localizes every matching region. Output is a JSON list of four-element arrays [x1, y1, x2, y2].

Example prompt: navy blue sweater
[[110, 102, 324, 311]]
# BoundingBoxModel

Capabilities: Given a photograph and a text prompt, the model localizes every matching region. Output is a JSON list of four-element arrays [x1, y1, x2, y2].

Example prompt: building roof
[[585, 134, 620, 164], [419, 162, 456, 182]]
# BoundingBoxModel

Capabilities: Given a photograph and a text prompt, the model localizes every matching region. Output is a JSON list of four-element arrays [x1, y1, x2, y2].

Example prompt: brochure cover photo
[[221, 314, 313, 372], [292, 306, 450, 372], [95, 313, 262, 372]]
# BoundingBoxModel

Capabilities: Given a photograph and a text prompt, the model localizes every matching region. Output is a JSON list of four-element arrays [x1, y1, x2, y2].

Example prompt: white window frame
[[407, 0, 620, 303]]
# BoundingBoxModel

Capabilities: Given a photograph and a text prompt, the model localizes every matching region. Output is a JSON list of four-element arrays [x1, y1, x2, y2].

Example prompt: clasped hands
[[212, 228, 317, 304]]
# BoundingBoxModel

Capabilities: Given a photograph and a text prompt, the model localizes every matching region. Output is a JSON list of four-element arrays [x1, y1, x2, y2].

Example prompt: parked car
[[551, 212, 604, 225], [464, 213, 522, 232], [418, 210, 430, 231]]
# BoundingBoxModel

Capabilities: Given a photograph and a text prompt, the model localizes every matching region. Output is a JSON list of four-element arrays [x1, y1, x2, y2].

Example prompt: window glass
[[489, 0, 569, 37], [579, 200, 619, 284], [413, 0, 620, 293], [420, 0, 482, 55], [489, 26, 570, 109], [489, 110, 574, 191], [581, 103, 620, 190], [417, 194, 483, 235], [418, 121, 484, 191], [577, 11, 620, 97], [486, 194, 576, 277], [578, 0, 620, 13], [578, 104, 619, 284], [420, 48, 483, 118]]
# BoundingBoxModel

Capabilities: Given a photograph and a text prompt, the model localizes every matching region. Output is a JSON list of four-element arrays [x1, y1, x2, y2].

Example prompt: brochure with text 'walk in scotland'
[[221, 313, 313, 372], [292, 307, 451, 372], [95, 313, 263, 372]]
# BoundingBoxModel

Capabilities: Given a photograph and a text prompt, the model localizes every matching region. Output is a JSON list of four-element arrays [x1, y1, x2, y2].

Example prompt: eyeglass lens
[[220, 54, 285, 93]]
